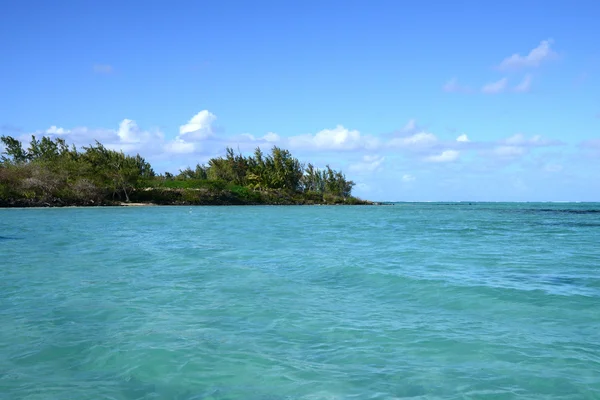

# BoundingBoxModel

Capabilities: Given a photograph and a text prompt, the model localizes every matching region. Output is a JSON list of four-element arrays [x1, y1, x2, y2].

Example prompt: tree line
[[0, 135, 358, 205]]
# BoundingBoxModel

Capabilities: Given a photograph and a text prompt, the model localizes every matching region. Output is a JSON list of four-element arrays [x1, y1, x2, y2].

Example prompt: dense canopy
[[0, 135, 367, 206]]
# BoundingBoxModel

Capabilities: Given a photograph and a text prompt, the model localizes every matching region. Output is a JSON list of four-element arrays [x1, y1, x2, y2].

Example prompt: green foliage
[[1, 136, 30, 163], [79, 141, 155, 201], [149, 178, 227, 190], [177, 164, 208, 180], [178, 145, 350, 197], [0, 135, 365, 206]]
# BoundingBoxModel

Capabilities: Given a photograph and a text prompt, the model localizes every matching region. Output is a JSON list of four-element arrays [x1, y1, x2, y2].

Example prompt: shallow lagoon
[[1, 203, 599, 399]]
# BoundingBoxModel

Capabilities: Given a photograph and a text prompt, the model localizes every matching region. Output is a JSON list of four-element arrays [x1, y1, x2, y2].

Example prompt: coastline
[[0, 202, 379, 208], [0, 188, 378, 208], [119, 202, 157, 207], [1, 138, 366, 209]]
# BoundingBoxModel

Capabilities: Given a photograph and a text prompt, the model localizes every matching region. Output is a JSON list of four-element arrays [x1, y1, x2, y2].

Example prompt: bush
[[72, 179, 103, 203]]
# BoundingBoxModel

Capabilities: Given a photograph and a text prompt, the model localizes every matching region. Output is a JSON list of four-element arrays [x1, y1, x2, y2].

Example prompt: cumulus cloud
[[13, 120, 167, 158], [287, 125, 378, 151], [19, 114, 221, 159], [164, 139, 196, 154], [44, 126, 116, 145], [33, 125, 123, 147], [498, 39, 557, 70], [238, 132, 280, 143], [263, 132, 280, 142], [11, 111, 581, 194], [482, 77, 508, 94], [487, 134, 563, 160], [425, 150, 459, 163], [117, 119, 147, 143], [514, 75, 532, 93], [46, 126, 70, 135], [93, 64, 114, 74], [179, 110, 216, 140]]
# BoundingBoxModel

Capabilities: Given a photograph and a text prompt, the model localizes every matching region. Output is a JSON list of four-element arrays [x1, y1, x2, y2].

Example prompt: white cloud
[[117, 119, 145, 143], [39, 120, 163, 150], [425, 150, 459, 163], [44, 126, 116, 145], [349, 155, 385, 173], [263, 132, 279, 142], [46, 126, 70, 135], [482, 78, 508, 94], [487, 134, 563, 161], [514, 74, 532, 93], [5, 110, 270, 166], [9, 120, 163, 161], [389, 132, 437, 148], [498, 39, 557, 70], [402, 174, 416, 182], [93, 64, 114, 74], [15, 112, 581, 198], [179, 110, 216, 140], [165, 139, 196, 154], [288, 125, 378, 151], [239, 132, 281, 143]]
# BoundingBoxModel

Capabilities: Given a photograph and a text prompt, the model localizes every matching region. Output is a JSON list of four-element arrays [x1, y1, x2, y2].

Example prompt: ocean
[[1, 203, 599, 399]]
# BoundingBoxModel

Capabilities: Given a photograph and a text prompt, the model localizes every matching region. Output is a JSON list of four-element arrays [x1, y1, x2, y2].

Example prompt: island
[[0, 135, 374, 207]]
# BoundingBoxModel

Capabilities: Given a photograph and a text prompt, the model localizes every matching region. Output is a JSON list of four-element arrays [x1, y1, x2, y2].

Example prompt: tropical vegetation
[[0, 135, 371, 207]]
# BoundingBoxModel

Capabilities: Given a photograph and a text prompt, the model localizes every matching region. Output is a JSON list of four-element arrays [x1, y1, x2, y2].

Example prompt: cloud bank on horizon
[[1, 1, 599, 201], [3, 108, 587, 201]]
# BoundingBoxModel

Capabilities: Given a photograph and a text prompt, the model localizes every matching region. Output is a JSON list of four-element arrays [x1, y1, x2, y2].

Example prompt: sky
[[1, 0, 599, 201]]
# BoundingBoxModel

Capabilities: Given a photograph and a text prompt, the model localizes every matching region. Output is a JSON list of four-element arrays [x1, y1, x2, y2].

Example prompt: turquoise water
[[1, 203, 599, 399]]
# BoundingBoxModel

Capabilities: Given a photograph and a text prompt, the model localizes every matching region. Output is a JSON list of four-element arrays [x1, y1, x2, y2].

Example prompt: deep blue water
[[1, 203, 599, 399]]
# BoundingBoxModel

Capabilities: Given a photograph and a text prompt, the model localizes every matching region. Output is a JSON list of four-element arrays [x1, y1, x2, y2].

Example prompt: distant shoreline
[[0, 202, 380, 208], [1, 137, 367, 209], [0, 192, 379, 208]]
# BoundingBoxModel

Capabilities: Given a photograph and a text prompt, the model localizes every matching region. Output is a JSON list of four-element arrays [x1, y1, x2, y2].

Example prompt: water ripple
[[1, 204, 599, 399]]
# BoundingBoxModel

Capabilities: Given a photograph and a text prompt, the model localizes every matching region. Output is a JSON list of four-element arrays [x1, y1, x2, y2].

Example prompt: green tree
[[81, 141, 154, 202], [1, 136, 29, 163]]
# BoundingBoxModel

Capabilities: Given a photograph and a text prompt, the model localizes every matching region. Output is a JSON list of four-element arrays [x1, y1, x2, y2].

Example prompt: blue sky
[[1, 0, 599, 201]]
